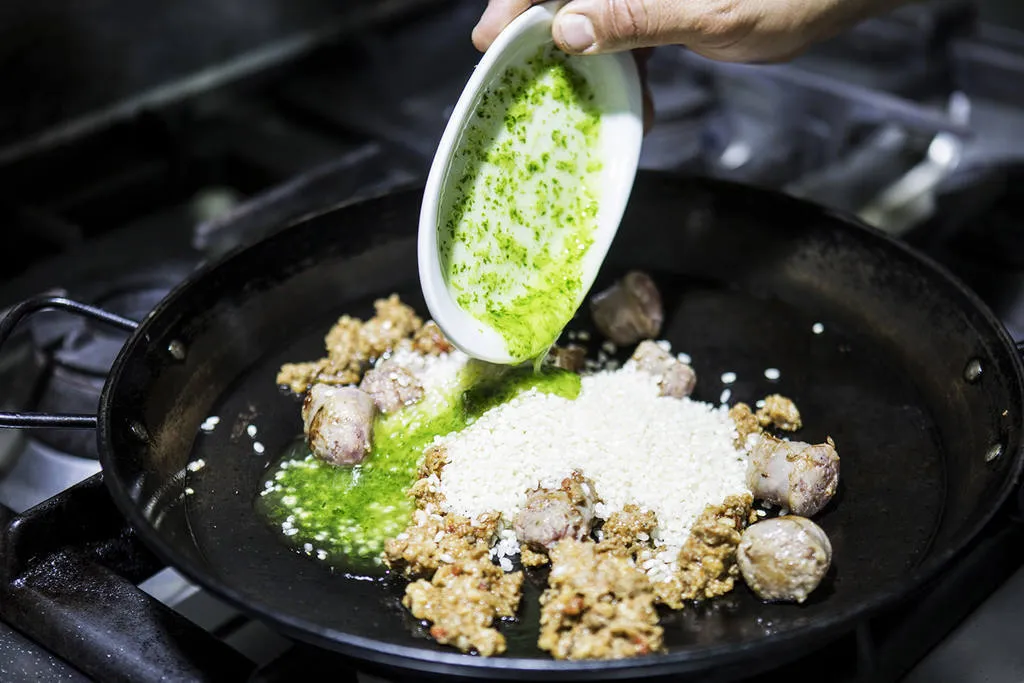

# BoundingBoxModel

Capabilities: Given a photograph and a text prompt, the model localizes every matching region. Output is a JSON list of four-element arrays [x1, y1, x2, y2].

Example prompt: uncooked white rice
[[388, 347, 468, 395], [436, 360, 751, 575]]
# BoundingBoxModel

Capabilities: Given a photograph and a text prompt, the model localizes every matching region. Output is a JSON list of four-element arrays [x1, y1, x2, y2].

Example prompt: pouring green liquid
[[439, 44, 604, 363], [257, 362, 581, 570]]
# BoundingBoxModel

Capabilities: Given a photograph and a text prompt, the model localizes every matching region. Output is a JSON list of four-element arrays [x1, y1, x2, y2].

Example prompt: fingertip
[[471, 24, 492, 53], [552, 11, 598, 54], [473, 0, 535, 53]]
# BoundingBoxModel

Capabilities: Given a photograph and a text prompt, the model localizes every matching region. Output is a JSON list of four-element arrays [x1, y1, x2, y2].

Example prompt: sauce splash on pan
[[257, 362, 580, 569]]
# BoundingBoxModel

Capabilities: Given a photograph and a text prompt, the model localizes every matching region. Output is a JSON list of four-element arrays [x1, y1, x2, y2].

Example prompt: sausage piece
[[737, 516, 832, 603], [302, 385, 377, 466], [629, 340, 696, 398], [746, 433, 839, 517], [359, 359, 424, 413], [590, 271, 664, 346], [549, 344, 587, 373], [514, 472, 599, 552]]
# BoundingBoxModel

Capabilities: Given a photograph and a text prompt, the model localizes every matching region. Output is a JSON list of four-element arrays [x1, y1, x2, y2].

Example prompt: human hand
[[474, 1, 655, 130], [472, 0, 904, 64]]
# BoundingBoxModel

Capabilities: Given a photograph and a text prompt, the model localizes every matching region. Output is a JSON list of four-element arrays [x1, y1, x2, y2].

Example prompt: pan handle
[[0, 295, 138, 430]]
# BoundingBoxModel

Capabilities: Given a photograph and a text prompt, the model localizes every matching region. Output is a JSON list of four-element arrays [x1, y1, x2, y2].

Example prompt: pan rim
[[96, 171, 1024, 678]]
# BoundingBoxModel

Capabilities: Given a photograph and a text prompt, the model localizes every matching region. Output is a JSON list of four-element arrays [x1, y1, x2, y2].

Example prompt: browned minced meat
[[278, 318, 365, 393], [520, 546, 549, 568], [729, 403, 763, 448], [756, 394, 803, 432], [356, 294, 424, 355], [383, 499, 523, 656], [538, 539, 663, 660], [419, 444, 448, 479], [384, 509, 499, 578], [276, 294, 424, 394], [652, 494, 756, 609], [406, 445, 449, 509], [413, 320, 455, 355], [403, 556, 524, 656], [277, 358, 354, 394], [597, 504, 658, 560]]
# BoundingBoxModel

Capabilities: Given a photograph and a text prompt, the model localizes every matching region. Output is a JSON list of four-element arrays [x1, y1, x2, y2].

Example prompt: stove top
[[0, 1, 1022, 681]]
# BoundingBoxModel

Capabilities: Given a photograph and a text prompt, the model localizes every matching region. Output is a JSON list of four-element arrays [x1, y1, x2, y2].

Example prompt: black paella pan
[[0, 171, 1021, 681]]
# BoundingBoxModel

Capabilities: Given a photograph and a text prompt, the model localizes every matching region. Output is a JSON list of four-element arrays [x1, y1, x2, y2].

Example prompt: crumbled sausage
[[359, 294, 423, 357], [406, 445, 449, 509], [538, 539, 663, 660], [385, 503, 518, 657], [276, 294, 424, 394], [403, 557, 523, 656], [384, 510, 499, 578], [520, 546, 550, 567], [277, 360, 348, 395], [413, 320, 455, 355], [596, 504, 658, 560], [651, 494, 754, 609], [756, 394, 803, 432], [728, 402, 762, 448]]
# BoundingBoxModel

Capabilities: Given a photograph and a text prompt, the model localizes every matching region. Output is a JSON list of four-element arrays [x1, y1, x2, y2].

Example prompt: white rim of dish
[[418, 1, 644, 364]]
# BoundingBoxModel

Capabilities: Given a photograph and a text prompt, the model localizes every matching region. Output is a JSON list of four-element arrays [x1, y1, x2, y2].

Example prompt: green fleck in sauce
[[258, 363, 581, 571], [440, 45, 603, 362]]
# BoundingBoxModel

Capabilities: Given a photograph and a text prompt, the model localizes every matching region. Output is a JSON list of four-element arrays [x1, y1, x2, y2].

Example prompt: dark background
[[0, 0, 445, 152], [980, 0, 1024, 26], [0, 0, 1019, 157]]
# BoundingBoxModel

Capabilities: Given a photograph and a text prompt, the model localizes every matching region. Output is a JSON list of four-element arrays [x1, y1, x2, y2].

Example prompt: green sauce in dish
[[439, 45, 604, 362], [258, 362, 581, 571]]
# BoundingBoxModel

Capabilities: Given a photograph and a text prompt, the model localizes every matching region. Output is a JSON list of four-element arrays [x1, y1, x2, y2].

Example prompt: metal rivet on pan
[[129, 420, 149, 442], [985, 443, 1003, 463], [167, 340, 187, 361], [963, 359, 983, 383]]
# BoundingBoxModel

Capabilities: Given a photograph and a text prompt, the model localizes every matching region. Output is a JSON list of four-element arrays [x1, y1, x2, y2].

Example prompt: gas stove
[[0, 1, 1023, 681]]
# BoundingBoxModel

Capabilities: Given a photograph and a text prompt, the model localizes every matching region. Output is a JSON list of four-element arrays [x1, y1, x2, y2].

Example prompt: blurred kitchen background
[[0, 1, 1022, 682], [0, 0, 1019, 146]]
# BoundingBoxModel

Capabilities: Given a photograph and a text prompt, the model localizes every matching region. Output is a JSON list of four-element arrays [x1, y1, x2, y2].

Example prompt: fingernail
[[556, 13, 596, 53]]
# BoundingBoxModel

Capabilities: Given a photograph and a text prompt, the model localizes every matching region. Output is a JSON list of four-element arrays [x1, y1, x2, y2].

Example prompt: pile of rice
[[435, 354, 751, 577]]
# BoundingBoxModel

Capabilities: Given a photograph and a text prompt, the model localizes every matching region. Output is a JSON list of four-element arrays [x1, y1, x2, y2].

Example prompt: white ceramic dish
[[417, 0, 644, 364]]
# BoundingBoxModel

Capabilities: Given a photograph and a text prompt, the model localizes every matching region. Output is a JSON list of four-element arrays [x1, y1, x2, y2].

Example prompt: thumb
[[551, 0, 748, 56]]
